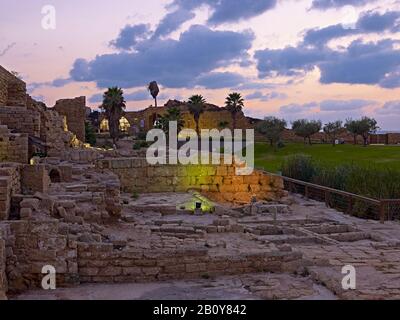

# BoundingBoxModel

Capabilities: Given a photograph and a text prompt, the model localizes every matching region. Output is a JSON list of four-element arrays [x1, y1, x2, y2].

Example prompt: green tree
[[323, 120, 343, 146], [155, 107, 185, 136], [147, 81, 160, 107], [100, 87, 126, 144], [85, 121, 97, 146], [345, 117, 378, 146], [187, 94, 206, 136], [256, 116, 287, 151], [344, 119, 360, 145], [358, 117, 378, 146], [225, 92, 244, 130], [292, 119, 322, 145]]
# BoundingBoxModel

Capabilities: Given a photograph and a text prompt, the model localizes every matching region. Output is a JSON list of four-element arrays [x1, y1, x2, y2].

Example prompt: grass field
[[254, 142, 400, 173]]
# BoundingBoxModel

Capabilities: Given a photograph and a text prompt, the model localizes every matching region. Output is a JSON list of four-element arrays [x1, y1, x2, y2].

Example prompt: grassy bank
[[254, 142, 400, 173]]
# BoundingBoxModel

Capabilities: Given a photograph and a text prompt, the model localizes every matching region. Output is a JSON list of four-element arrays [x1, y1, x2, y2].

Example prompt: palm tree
[[187, 95, 206, 136], [225, 92, 244, 130], [100, 87, 126, 144], [148, 81, 159, 107]]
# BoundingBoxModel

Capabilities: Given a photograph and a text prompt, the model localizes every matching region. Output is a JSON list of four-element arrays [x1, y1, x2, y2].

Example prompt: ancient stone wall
[[0, 163, 22, 221], [0, 218, 300, 297], [0, 224, 8, 299], [0, 65, 27, 107], [0, 106, 41, 137], [0, 78, 7, 107], [281, 128, 367, 144], [96, 158, 284, 203], [0, 163, 21, 196], [0, 126, 29, 163], [123, 102, 256, 134], [21, 165, 50, 194], [60, 149, 101, 163], [388, 133, 400, 145], [0, 176, 12, 221], [3, 220, 78, 293], [54, 97, 86, 142], [77, 243, 301, 284], [25, 95, 84, 157]]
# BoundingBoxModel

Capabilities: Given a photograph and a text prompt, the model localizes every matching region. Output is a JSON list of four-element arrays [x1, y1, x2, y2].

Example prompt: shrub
[[131, 192, 139, 200], [281, 154, 316, 182], [137, 131, 147, 140], [85, 122, 97, 146], [133, 140, 149, 150], [281, 155, 400, 199]]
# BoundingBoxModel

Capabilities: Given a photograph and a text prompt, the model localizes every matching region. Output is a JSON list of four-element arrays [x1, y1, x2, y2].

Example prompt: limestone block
[[20, 208, 32, 219], [20, 198, 40, 211]]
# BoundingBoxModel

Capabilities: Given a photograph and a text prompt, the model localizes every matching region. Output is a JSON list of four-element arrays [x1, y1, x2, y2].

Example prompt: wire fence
[[280, 176, 400, 223]]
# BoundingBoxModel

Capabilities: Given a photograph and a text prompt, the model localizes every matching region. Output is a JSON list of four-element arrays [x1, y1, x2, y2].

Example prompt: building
[[96, 99, 261, 138]]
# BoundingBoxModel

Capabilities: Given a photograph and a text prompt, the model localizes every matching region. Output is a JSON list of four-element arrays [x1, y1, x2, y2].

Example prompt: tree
[[225, 92, 244, 130], [85, 121, 97, 146], [358, 117, 378, 146], [344, 119, 359, 145], [155, 107, 185, 136], [88, 110, 100, 132], [148, 81, 159, 107], [345, 117, 379, 146], [100, 87, 126, 144], [292, 119, 322, 145], [187, 95, 206, 136], [256, 117, 287, 151], [323, 120, 343, 146]]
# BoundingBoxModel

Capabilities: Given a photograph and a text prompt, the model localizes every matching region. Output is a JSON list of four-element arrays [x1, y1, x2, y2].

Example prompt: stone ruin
[[1, 65, 400, 300]]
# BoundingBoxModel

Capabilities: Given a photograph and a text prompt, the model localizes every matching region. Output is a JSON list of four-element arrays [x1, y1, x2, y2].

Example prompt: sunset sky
[[1, 0, 400, 129]]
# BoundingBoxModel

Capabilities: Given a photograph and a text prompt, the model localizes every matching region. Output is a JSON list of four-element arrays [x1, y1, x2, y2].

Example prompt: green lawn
[[254, 142, 400, 173]]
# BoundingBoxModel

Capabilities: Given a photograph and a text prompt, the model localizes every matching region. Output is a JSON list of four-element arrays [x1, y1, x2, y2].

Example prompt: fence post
[[348, 196, 353, 215], [379, 201, 386, 224], [325, 191, 330, 208]]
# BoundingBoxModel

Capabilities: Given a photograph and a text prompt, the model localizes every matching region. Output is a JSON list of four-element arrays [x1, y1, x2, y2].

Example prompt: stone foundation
[[53, 97, 86, 142], [0, 106, 41, 137], [0, 126, 28, 163], [21, 165, 50, 194], [96, 158, 285, 203], [3, 220, 78, 293], [0, 78, 7, 107], [0, 66, 27, 107], [0, 225, 7, 299], [77, 243, 301, 283], [0, 163, 21, 220]]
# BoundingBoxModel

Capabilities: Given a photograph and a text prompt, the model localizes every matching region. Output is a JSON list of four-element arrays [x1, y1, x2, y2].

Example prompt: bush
[[277, 141, 285, 149], [133, 140, 149, 150], [137, 131, 147, 140], [281, 154, 400, 199], [281, 154, 316, 182], [85, 122, 97, 146]]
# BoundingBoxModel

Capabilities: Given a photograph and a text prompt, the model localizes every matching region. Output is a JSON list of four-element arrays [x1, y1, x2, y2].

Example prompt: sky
[[1, 0, 400, 129]]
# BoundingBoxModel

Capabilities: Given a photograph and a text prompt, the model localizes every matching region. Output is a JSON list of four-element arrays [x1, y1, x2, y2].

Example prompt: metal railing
[[279, 175, 400, 224]]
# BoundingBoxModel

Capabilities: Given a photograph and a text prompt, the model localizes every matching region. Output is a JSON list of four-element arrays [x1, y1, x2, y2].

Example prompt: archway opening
[[49, 169, 61, 183], [100, 119, 109, 132], [119, 117, 131, 132]]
